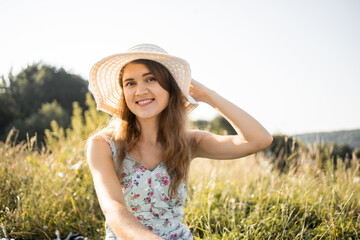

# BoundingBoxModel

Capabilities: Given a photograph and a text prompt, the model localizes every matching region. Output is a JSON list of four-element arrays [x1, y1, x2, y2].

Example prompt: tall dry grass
[[185, 155, 360, 239], [1, 95, 359, 239]]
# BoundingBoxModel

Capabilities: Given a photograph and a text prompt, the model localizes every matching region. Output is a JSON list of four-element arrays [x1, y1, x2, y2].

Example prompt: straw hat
[[89, 44, 198, 117]]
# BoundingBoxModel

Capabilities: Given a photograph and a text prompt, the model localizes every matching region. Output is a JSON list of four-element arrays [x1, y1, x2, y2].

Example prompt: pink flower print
[[131, 205, 141, 212], [163, 197, 170, 201], [132, 164, 138, 170], [147, 197, 151, 203], [156, 172, 161, 177], [164, 218, 170, 227], [122, 172, 126, 178], [148, 178, 152, 186], [147, 226, 153, 231], [140, 166, 147, 172], [154, 213, 159, 218], [133, 194, 140, 198], [126, 182, 132, 189], [149, 208, 152, 212], [137, 216, 142, 220], [162, 176, 169, 186], [170, 234, 178, 239], [151, 191, 154, 197]]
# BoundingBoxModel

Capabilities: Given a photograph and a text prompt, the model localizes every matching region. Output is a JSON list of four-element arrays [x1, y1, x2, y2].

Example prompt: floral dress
[[100, 136, 193, 240]]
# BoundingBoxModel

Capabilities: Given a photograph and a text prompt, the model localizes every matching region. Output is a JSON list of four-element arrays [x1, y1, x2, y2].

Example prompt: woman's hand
[[189, 79, 212, 103], [189, 79, 273, 160]]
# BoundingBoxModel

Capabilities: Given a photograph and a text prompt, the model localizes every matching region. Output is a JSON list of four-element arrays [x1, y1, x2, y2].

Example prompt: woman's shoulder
[[87, 133, 117, 157], [86, 140, 112, 170], [89, 133, 111, 142], [88, 124, 116, 143], [87, 135, 111, 153]]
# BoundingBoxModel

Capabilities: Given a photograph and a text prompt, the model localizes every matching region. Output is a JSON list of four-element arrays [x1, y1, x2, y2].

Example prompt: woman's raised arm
[[189, 79, 273, 159], [86, 138, 161, 240]]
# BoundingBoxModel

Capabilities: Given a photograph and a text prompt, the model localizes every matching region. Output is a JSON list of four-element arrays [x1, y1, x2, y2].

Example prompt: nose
[[135, 82, 149, 95]]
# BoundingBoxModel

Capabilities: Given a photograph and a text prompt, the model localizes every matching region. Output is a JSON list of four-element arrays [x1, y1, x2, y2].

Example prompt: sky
[[0, 0, 359, 135]]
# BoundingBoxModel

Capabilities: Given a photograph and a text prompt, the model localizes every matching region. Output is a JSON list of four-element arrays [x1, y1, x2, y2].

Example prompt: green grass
[[1, 133, 359, 239], [0, 131, 104, 239], [1, 97, 359, 239], [186, 158, 360, 239]]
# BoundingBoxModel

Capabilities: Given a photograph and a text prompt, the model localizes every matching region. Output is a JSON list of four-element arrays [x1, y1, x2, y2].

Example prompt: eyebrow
[[123, 72, 153, 82]]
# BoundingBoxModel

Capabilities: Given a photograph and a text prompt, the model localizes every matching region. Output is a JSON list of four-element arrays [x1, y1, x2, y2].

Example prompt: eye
[[125, 81, 135, 87], [147, 77, 156, 82]]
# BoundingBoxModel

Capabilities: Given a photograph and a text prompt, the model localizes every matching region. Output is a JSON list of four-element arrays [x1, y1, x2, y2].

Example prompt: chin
[[131, 107, 167, 120], [135, 111, 162, 120]]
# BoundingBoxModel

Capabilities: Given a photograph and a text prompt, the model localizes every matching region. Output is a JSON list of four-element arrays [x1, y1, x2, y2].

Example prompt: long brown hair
[[96, 59, 195, 196]]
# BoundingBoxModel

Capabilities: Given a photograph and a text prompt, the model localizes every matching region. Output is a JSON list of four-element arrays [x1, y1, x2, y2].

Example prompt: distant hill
[[293, 129, 360, 149]]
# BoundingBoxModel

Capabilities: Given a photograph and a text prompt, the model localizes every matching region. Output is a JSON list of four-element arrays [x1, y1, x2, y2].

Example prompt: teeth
[[137, 99, 153, 104]]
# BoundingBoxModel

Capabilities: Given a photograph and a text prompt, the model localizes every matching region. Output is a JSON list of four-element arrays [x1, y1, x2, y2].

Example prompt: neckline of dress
[[126, 154, 163, 173]]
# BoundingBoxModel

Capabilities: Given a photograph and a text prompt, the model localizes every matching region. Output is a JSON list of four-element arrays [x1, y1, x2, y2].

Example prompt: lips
[[136, 98, 155, 106]]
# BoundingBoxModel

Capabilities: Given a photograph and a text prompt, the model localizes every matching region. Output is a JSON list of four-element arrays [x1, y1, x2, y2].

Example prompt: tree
[[9, 63, 88, 118], [0, 63, 89, 142], [192, 119, 211, 131], [8, 100, 69, 142], [0, 73, 17, 135], [209, 115, 236, 135], [332, 143, 354, 169]]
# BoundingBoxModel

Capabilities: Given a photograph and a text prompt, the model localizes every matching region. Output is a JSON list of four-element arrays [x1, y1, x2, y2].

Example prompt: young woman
[[87, 44, 273, 240]]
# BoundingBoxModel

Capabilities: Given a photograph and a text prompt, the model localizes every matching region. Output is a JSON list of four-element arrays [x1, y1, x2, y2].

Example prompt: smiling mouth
[[136, 98, 155, 105]]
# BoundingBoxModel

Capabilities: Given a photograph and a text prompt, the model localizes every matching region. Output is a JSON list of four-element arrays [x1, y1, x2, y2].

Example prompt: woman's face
[[122, 62, 170, 121]]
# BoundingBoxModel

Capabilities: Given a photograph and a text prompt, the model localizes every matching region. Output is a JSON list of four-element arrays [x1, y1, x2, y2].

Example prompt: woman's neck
[[137, 117, 160, 146]]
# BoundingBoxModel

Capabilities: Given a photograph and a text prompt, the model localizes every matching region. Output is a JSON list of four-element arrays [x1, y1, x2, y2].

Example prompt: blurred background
[[1, 0, 359, 137]]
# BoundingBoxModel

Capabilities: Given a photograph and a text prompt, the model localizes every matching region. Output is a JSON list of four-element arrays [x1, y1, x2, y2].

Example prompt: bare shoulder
[[87, 135, 111, 151], [86, 135, 113, 166]]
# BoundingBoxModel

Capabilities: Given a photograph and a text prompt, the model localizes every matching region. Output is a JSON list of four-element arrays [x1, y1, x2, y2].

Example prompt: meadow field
[[1, 99, 359, 239]]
